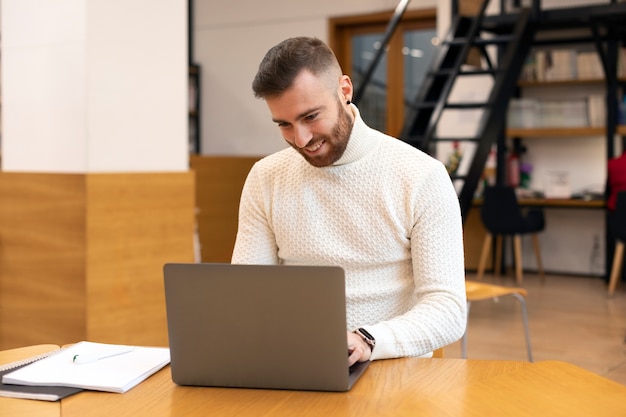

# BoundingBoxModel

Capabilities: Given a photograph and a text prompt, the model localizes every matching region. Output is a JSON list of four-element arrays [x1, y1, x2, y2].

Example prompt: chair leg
[[461, 301, 471, 359], [477, 234, 492, 281], [608, 241, 625, 296], [511, 293, 533, 362], [513, 235, 523, 285], [531, 233, 545, 282], [494, 235, 503, 276]]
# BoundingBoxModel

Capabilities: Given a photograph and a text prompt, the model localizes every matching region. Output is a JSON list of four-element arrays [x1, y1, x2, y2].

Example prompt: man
[[232, 37, 466, 366]]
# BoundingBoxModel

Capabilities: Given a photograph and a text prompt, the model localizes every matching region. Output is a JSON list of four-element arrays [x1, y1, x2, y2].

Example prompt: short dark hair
[[252, 37, 341, 99]]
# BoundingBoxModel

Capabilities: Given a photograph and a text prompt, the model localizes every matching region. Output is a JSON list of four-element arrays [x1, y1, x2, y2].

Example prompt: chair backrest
[[481, 186, 526, 234], [614, 191, 626, 241]]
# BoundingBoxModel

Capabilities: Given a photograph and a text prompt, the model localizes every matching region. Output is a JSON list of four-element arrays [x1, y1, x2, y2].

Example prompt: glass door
[[330, 9, 437, 137], [351, 33, 389, 133]]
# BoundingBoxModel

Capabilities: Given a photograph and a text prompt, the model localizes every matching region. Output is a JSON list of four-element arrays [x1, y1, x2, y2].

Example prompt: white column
[[1, 0, 188, 173]]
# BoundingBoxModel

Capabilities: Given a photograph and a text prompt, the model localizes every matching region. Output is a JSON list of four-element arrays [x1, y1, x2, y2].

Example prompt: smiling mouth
[[304, 140, 324, 153]]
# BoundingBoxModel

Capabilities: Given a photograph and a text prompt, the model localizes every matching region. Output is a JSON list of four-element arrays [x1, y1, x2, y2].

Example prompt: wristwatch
[[354, 328, 376, 353]]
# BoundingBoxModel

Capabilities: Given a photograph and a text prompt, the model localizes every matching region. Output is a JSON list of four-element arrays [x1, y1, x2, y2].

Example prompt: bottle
[[507, 151, 520, 188], [446, 141, 463, 175], [520, 162, 532, 189]]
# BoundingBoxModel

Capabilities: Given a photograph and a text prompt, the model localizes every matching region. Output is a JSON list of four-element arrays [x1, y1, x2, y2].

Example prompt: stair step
[[429, 68, 498, 77], [406, 101, 437, 110], [406, 100, 490, 111], [434, 137, 482, 142], [445, 102, 490, 109], [445, 34, 515, 46], [407, 136, 481, 145]]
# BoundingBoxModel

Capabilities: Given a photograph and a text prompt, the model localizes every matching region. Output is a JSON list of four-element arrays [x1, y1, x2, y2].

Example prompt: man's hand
[[347, 331, 372, 366]]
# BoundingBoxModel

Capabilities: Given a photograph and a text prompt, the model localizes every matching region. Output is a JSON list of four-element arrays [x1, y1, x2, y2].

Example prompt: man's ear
[[339, 75, 353, 103]]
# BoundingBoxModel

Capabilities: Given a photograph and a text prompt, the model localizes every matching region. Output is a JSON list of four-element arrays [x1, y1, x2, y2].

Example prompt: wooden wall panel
[[0, 172, 195, 350], [0, 173, 87, 349], [85, 172, 195, 347], [190, 155, 260, 263]]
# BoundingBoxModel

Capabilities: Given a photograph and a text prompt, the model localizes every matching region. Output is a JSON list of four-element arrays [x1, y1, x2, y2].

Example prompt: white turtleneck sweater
[[232, 106, 466, 360]]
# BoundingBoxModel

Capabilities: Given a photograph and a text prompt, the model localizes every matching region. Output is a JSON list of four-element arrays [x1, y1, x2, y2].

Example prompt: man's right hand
[[347, 331, 372, 366]]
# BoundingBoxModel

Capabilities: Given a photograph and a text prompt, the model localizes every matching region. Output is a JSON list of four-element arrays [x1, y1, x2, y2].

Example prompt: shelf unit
[[474, 1, 626, 185], [509, 76, 626, 138], [504, 33, 626, 188], [461, 1, 626, 276], [517, 78, 626, 88], [508, 126, 626, 137]]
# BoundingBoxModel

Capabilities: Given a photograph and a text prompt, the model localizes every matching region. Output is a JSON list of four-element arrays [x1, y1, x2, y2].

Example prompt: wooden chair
[[476, 186, 545, 284], [462, 280, 533, 362], [432, 347, 445, 358], [608, 191, 626, 295]]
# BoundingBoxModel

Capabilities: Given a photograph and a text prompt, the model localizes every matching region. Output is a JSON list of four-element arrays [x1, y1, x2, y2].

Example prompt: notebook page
[[2, 341, 170, 393]]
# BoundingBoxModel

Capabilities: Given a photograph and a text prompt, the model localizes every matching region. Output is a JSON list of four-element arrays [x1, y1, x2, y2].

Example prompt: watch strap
[[355, 327, 376, 353]]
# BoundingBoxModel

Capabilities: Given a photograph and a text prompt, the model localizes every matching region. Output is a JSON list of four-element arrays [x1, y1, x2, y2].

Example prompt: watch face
[[358, 328, 375, 342]]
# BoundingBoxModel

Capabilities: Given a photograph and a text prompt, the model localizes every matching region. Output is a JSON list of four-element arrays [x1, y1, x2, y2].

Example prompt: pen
[[72, 347, 135, 365]]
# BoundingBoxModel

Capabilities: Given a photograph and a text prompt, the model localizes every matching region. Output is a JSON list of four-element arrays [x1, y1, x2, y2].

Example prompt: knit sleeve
[[231, 163, 280, 265], [367, 162, 467, 359]]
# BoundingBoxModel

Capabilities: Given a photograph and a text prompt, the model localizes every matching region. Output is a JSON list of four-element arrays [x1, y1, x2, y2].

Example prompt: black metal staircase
[[398, 0, 535, 222]]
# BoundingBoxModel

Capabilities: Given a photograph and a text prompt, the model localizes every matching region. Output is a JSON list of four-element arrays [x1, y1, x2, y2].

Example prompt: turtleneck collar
[[331, 104, 381, 166]]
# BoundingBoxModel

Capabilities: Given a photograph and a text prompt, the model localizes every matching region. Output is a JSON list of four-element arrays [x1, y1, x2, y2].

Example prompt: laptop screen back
[[163, 263, 367, 391]]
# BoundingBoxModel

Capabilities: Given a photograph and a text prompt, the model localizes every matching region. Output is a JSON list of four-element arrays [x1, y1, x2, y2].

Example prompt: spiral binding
[[0, 348, 64, 372]]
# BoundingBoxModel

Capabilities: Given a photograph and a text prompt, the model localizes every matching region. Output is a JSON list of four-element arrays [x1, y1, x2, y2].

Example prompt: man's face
[[265, 70, 354, 167]]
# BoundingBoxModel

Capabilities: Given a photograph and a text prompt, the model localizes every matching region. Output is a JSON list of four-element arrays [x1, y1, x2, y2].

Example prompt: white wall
[[1, 0, 188, 173]]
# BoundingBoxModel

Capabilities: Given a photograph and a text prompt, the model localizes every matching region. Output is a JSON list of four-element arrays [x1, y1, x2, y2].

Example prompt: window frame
[[329, 8, 437, 137]]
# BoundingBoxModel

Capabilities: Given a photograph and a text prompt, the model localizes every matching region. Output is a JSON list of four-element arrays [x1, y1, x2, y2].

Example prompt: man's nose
[[293, 124, 313, 149]]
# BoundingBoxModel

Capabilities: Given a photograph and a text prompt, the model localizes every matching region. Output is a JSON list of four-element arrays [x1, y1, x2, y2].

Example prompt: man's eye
[[305, 113, 318, 121], [277, 122, 290, 128]]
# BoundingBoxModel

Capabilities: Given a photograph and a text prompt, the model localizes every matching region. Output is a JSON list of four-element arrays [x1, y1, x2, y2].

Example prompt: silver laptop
[[163, 263, 370, 392]]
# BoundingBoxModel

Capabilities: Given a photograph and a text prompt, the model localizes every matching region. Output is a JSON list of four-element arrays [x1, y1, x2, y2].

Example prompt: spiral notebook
[[2, 341, 170, 395], [0, 347, 83, 401]]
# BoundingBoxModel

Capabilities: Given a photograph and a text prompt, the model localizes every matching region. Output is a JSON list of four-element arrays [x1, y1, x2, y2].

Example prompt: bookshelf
[[518, 78, 625, 88], [502, 31, 625, 276], [450, 2, 626, 276], [508, 126, 626, 137], [507, 39, 626, 180], [510, 41, 626, 134]]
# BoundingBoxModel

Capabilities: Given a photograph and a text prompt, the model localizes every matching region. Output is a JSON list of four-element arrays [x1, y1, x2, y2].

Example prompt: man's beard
[[296, 104, 354, 168]]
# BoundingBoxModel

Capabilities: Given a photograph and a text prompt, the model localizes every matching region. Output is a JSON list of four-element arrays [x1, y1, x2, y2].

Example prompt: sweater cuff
[[364, 325, 394, 360], [365, 325, 434, 361]]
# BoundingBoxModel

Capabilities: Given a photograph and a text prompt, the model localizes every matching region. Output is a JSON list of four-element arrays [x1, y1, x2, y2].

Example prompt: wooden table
[[0, 345, 61, 417], [3, 345, 626, 416]]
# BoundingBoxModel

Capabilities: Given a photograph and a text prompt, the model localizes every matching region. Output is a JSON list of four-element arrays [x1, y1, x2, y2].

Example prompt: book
[[548, 48, 577, 80], [544, 170, 571, 199], [1, 363, 83, 401], [576, 51, 603, 79], [587, 94, 606, 127], [0, 347, 83, 401], [2, 341, 170, 394]]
